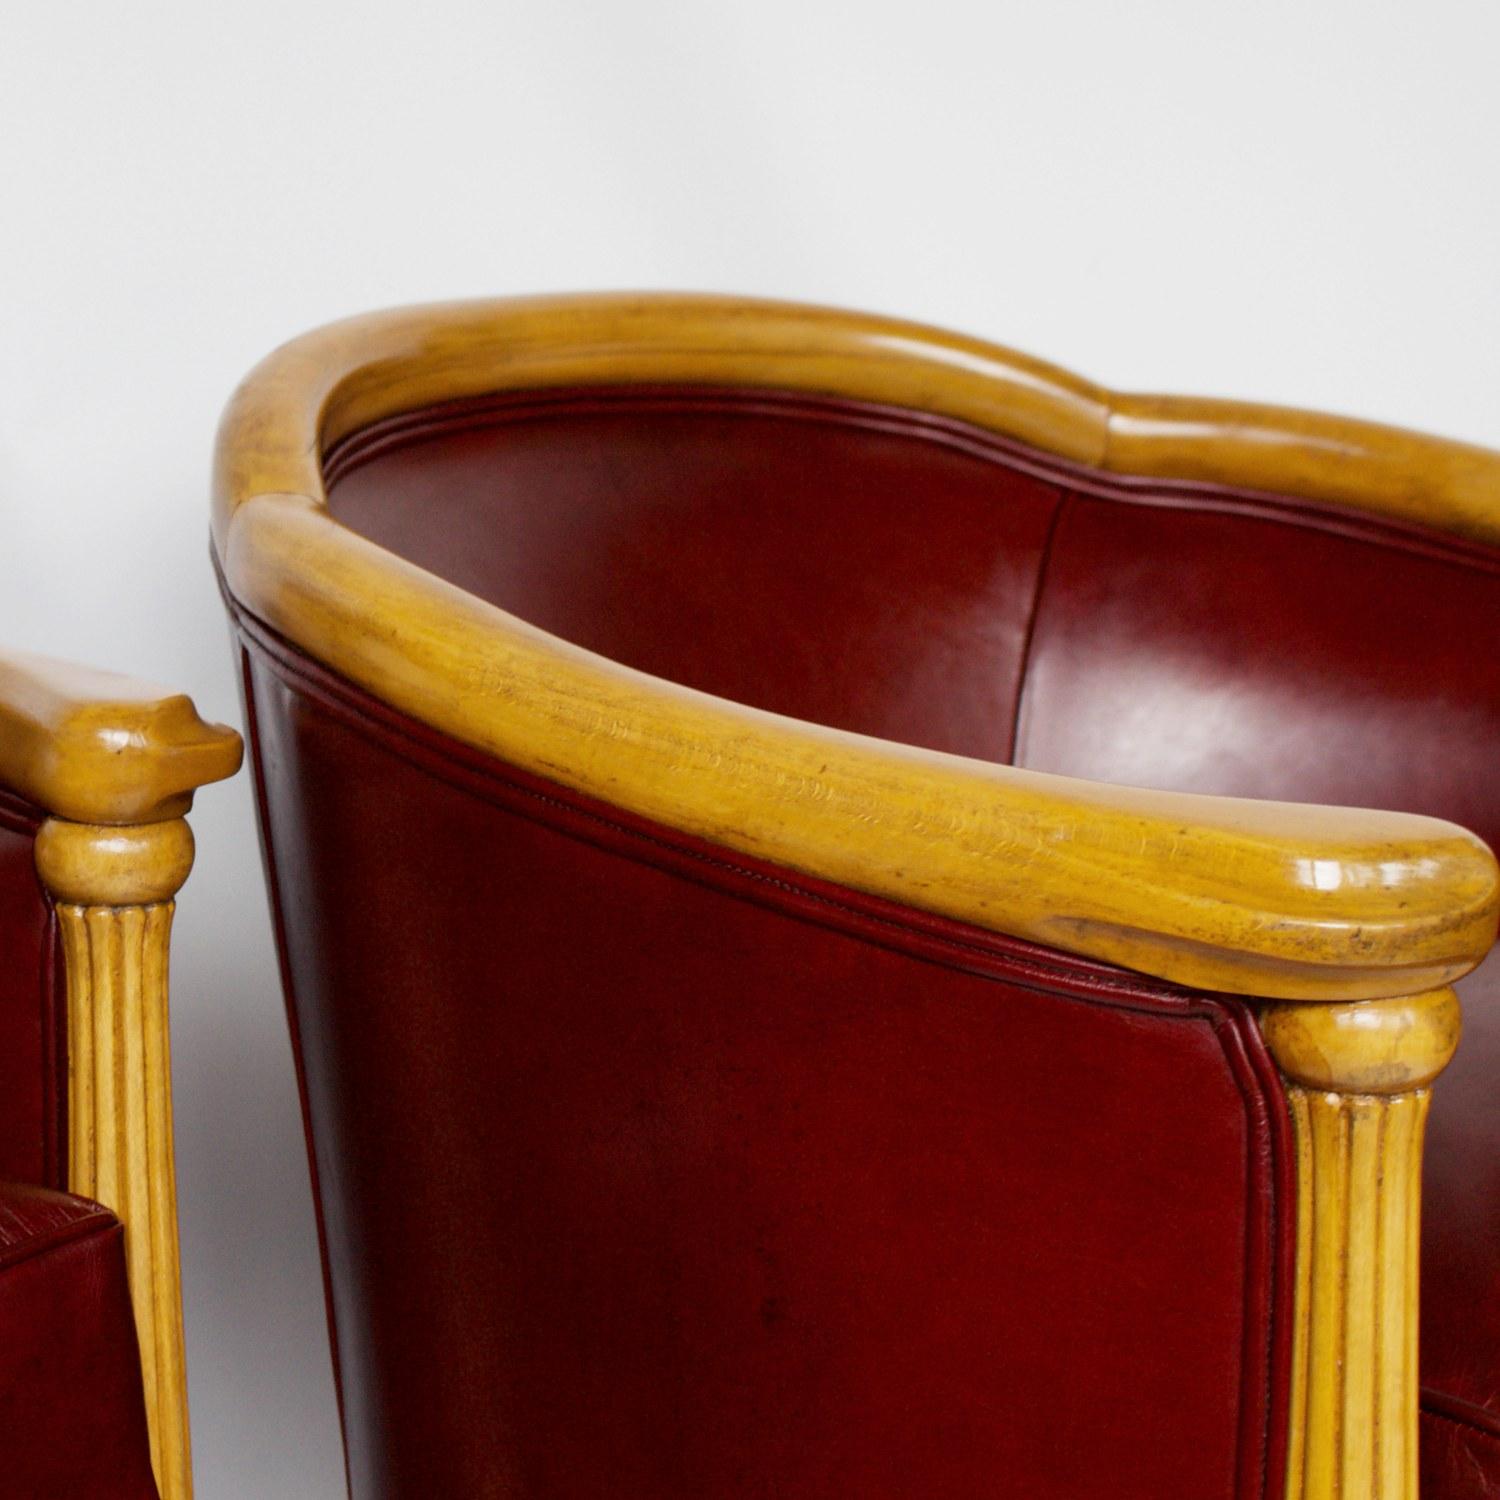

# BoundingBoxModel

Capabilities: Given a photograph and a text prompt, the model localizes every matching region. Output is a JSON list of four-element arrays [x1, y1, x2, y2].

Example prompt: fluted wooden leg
[[1264, 989, 1461, 1500], [37, 818, 196, 1500]]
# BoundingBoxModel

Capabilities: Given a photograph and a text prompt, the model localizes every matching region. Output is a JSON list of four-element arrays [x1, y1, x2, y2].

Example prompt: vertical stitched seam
[[1006, 490, 1073, 763]]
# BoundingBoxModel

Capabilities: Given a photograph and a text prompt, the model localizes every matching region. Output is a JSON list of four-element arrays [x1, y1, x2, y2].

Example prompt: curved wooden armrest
[[222, 495, 1498, 1004], [0, 650, 243, 825], [213, 294, 1500, 1005]]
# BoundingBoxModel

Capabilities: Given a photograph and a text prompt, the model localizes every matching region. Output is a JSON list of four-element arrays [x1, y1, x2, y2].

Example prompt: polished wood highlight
[[0, 649, 242, 825], [36, 818, 198, 1500], [1264, 988, 1461, 1499], [212, 295, 1500, 553], [213, 296, 1500, 1004]]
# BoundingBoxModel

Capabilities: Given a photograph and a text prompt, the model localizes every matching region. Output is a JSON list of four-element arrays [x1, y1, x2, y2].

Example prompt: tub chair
[[0, 650, 240, 1498], [213, 295, 1500, 1499]]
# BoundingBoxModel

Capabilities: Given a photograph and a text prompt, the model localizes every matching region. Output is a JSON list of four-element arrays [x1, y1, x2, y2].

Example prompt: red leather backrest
[[327, 385, 1500, 852], [326, 388, 1064, 764], [1015, 490, 1500, 854], [0, 791, 63, 1189]]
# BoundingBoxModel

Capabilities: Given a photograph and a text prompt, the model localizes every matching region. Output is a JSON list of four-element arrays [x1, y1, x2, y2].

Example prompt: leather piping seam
[[1008, 491, 1072, 765], [1421, 1390, 1500, 1444], [1226, 1004, 1296, 1500], [0, 1210, 120, 1274]]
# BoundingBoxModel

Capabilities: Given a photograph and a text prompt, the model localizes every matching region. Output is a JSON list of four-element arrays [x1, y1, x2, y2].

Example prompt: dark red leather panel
[[0, 1181, 158, 1499], [0, 792, 63, 1189], [234, 613, 1292, 1500], [1423, 951, 1500, 1494], [1015, 491, 1500, 855], [325, 388, 1065, 763]]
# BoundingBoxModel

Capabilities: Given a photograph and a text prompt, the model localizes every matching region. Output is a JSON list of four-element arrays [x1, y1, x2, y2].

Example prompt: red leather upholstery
[[1014, 489, 1500, 864], [325, 389, 1064, 762], [0, 792, 64, 1189], [230, 383, 1500, 1498], [0, 1181, 159, 1499], [233, 609, 1294, 1500]]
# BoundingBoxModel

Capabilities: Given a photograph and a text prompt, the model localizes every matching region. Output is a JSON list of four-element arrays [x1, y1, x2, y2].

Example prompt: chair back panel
[[1015, 491, 1500, 854], [325, 388, 1065, 764], [326, 385, 1500, 856]]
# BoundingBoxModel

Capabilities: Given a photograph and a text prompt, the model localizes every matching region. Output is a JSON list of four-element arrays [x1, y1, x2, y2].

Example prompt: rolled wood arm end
[[0, 649, 242, 827]]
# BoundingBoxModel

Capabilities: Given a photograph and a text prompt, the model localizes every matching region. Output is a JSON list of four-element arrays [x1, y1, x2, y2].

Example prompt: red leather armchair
[[0, 654, 239, 1499], [214, 295, 1500, 1499]]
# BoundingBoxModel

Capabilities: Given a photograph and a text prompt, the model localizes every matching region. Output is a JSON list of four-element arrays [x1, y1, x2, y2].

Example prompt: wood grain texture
[[1264, 989, 1461, 1500], [0, 649, 241, 824], [37, 818, 200, 1500], [212, 293, 1500, 550], [212, 295, 1500, 1002]]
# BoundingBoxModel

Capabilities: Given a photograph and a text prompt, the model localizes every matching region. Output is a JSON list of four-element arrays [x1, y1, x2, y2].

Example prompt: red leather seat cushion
[[0, 1181, 158, 1499]]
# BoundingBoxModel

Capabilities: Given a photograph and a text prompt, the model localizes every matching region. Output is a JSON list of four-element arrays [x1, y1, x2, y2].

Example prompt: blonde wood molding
[[0, 649, 242, 824], [36, 818, 198, 1500], [212, 293, 1500, 551], [1262, 988, 1462, 1500], [213, 294, 1500, 1003]]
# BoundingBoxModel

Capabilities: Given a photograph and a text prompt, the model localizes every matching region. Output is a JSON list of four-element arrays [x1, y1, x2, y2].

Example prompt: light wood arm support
[[1263, 990, 1461, 1499], [0, 652, 242, 1500]]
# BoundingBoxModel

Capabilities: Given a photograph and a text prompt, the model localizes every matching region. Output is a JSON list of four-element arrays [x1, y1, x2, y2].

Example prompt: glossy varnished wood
[[0, 649, 242, 825], [213, 295, 1500, 1003], [41, 820, 196, 1500], [1263, 990, 1461, 1499], [212, 296, 1500, 553]]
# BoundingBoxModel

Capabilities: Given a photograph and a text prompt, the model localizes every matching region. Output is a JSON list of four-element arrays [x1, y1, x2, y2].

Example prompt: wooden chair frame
[[213, 293, 1500, 1498], [0, 651, 241, 1500]]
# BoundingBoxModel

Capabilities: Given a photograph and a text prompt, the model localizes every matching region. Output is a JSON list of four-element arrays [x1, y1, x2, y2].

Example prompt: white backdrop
[[3, 3, 1498, 1493]]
